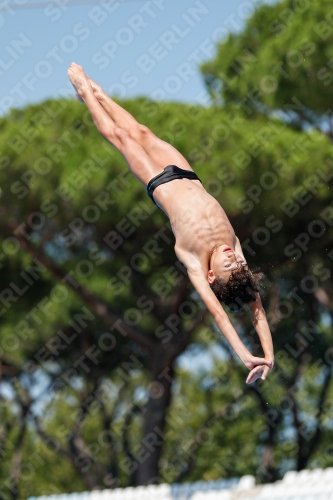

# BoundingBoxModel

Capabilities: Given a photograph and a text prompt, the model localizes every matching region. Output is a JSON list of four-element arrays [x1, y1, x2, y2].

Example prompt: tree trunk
[[136, 346, 175, 485]]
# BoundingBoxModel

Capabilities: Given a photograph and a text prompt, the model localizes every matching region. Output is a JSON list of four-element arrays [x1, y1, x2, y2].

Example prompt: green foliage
[[201, 0, 333, 118]]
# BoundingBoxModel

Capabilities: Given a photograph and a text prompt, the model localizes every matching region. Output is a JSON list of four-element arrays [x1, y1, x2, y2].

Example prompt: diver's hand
[[243, 354, 272, 371], [243, 355, 273, 384], [246, 364, 268, 384]]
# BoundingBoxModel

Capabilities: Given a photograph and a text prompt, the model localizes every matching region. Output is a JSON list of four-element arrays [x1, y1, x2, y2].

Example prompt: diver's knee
[[137, 124, 154, 142], [115, 127, 130, 143]]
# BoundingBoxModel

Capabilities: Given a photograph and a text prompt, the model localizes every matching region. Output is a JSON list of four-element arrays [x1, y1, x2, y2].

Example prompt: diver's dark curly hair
[[210, 264, 265, 312]]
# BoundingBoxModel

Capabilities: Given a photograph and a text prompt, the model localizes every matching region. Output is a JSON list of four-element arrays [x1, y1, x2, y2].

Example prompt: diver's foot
[[88, 77, 105, 101], [71, 82, 84, 103], [67, 63, 91, 102]]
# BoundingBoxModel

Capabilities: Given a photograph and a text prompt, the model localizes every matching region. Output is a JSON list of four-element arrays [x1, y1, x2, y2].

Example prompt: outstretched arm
[[247, 293, 274, 381], [187, 267, 272, 373]]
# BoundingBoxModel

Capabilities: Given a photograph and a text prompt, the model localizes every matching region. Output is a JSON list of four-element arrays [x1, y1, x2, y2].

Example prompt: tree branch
[[174, 392, 246, 482], [98, 398, 119, 486], [300, 364, 332, 469], [33, 412, 106, 489], [121, 403, 143, 486], [0, 418, 14, 459], [9, 221, 154, 353], [248, 384, 281, 482], [9, 421, 27, 500], [68, 381, 109, 486], [0, 359, 20, 383], [33, 416, 74, 461]]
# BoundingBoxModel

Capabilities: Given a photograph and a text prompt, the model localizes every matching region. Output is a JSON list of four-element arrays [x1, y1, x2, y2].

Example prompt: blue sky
[[0, 0, 276, 114]]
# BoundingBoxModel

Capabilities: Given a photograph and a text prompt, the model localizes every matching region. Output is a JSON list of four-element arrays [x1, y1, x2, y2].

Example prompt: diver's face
[[208, 245, 246, 283]]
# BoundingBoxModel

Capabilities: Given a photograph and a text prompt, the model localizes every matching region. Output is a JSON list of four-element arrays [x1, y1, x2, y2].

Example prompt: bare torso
[[153, 178, 236, 273]]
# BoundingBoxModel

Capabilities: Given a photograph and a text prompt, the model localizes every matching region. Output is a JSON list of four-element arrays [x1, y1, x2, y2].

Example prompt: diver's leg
[[88, 77, 142, 136], [89, 77, 196, 173], [68, 63, 162, 185]]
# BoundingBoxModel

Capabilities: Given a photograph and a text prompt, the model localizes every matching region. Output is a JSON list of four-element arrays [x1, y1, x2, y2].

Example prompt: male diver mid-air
[[68, 63, 274, 385]]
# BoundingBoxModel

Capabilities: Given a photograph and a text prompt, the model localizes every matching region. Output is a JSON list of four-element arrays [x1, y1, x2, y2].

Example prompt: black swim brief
[[147, 165, 202, 205]]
